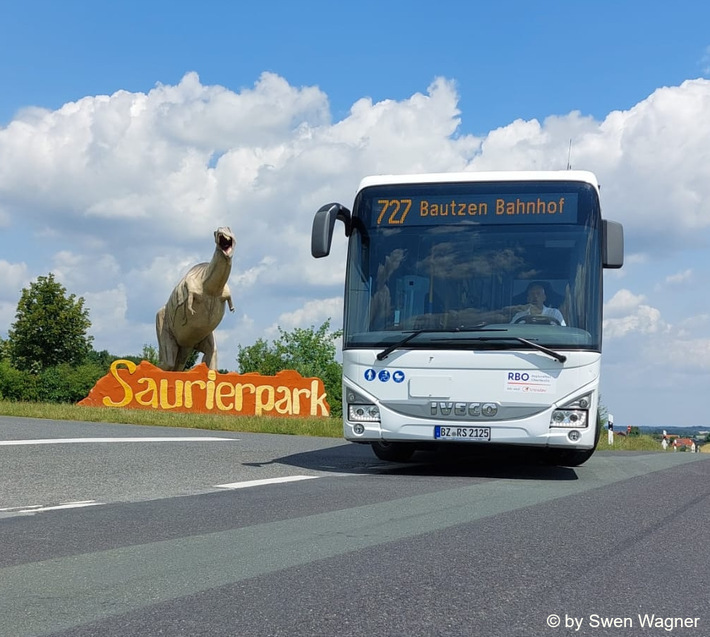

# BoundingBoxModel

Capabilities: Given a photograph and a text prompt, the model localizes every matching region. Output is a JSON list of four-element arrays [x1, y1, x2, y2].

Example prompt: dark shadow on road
[[271, 441, 580, 481]]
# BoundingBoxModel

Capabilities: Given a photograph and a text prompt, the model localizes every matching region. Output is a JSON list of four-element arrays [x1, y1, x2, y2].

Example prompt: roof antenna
[[566, 139, 572, 170]]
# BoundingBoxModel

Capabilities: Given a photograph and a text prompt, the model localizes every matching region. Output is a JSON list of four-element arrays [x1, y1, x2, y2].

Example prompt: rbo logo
[[508, 372, 530, 381]]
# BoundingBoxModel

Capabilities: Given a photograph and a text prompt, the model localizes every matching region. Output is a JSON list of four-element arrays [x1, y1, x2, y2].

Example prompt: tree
[[236, 338, 284, 376], [7, 273, 93, 372], [85, 349, 115, 372], [237, 320, 343, 417], [140, 344, 159, 366]]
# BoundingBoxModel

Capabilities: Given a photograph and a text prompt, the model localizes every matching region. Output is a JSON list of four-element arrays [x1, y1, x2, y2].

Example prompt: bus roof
[[357, 170, 599, 193]]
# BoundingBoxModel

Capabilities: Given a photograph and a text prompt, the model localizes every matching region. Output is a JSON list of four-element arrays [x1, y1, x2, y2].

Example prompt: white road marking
[[215, 475, 321, 489], [1, 476, 327, 515], [0, 437, 236, 445], [0, 501, 103, 514], [0, 505, 44, 511]]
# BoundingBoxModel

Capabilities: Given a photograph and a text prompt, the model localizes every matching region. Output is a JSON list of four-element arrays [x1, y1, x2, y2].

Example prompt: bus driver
[[511, 282, 566, 326]]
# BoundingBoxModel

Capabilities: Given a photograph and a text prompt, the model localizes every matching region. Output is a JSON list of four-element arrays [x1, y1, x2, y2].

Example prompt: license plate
[[434, 426, 491, 441]]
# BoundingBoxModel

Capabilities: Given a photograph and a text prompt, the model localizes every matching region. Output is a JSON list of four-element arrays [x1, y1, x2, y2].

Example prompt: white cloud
[[0, 260, 28, 298], [656, 337, 710, 370], [233, 256, 277, 290], [51, 251, 122, 293], [625, 253, 650, 266], [84, 285, 129, 334], [677, 313, 710, 334], [663, 269, 693, 286], [466, 80, 710, 251], [2, 72, 710, 427], [604, 289, 647, 318], [603, 304, 668, 339], [268, 298, 343, 336]]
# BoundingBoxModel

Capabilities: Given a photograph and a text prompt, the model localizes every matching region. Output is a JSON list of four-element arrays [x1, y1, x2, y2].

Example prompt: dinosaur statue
[[156, 227, 236, 371]]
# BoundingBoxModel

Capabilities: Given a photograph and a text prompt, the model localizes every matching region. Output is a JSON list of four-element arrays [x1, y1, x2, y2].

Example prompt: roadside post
[[607, 414, 614, 445]]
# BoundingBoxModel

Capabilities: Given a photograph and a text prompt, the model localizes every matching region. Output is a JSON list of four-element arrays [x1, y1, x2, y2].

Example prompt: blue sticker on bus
[[393, 370, 405, 383], [364, 369, 376, 381], [378, 370, 391, 382]]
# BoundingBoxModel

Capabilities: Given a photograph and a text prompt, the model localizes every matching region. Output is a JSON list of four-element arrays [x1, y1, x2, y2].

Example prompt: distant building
[[672, 438, 695, 451]]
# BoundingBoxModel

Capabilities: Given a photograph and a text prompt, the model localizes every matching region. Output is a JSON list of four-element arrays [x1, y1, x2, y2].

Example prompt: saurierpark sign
[[79, 360, 330, 418]]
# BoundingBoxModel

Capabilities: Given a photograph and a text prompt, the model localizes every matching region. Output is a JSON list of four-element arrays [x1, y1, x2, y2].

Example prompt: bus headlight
[[551, 393, 591, 428], [550, 409, 587, 428], [348, 404, 381, 422]]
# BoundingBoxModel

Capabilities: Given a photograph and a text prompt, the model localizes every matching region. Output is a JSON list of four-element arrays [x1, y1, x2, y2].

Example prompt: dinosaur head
[[214, 227, 235, 260]]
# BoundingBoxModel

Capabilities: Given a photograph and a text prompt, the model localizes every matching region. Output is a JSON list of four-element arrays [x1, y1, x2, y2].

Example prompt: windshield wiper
[[377, 330, 439, 361], [377, 331, 567, 363], [376, 325, 506, 361], [514, 337, 567, 363], [471, 336, 567, 363]]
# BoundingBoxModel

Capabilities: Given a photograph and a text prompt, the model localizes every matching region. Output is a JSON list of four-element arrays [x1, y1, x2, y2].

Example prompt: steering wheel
[[514, 314, 561, 326]]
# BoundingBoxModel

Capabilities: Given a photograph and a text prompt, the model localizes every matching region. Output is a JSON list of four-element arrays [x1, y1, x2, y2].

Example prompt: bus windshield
[[343, 180, 603, 351]]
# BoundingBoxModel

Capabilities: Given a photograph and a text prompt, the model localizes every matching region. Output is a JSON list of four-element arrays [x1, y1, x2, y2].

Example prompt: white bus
[[311, 171, 623, 466]]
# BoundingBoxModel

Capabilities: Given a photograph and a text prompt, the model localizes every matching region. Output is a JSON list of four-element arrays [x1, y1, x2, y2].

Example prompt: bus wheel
[[371, 441, 416, 462], [545, 448, 595, 467]]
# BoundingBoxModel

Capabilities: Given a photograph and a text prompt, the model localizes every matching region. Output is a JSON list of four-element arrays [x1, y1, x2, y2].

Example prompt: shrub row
[[0, 360, 105, 403], [0, 359, 342, 418]]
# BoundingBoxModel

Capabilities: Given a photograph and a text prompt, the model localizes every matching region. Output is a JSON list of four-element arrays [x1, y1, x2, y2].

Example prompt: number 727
[[376, 199, 412, 225]]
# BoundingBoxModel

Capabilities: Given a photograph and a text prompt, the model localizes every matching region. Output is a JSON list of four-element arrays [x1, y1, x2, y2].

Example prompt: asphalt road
[[1, 416, 709, 637]]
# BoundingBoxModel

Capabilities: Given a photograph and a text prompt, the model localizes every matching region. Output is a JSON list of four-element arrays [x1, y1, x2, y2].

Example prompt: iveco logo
[[430, 401, 498, 417]]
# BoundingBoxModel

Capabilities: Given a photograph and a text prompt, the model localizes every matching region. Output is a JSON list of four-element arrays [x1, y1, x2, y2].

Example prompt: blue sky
[[3, 1, 708, 133], [1, 1, 710, 427]]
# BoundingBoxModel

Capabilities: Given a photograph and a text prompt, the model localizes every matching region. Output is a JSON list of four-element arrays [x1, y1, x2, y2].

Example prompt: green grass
[[596, 433, 668, 452], [1, 401, 697, 453], [0, 400, 342, 438]]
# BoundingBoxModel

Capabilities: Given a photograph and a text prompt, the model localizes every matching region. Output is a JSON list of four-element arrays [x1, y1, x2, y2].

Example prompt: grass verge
[[597, 434, 671, 452], [1, 401, 700, 453], [0, 400, 342, 438]]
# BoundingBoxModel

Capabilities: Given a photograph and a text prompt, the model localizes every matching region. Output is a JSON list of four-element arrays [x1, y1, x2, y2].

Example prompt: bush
[[0, 360, 105, 404], [0, 359, 40, 401], [37, 362, 106, 403], [237, 320, 343, 418]]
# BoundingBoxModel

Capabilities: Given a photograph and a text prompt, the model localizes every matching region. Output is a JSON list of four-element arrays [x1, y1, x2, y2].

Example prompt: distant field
[[597, 433, 705, 453], [0, 400, 341, 438]]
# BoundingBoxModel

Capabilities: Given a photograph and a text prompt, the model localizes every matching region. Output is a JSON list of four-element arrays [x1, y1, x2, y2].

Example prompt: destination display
[[371, 193, 578, 227]]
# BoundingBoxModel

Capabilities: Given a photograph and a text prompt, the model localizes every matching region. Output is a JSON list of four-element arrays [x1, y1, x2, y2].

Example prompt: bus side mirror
[[602, 220, 624, 269], [311, 203, 352, 258]]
